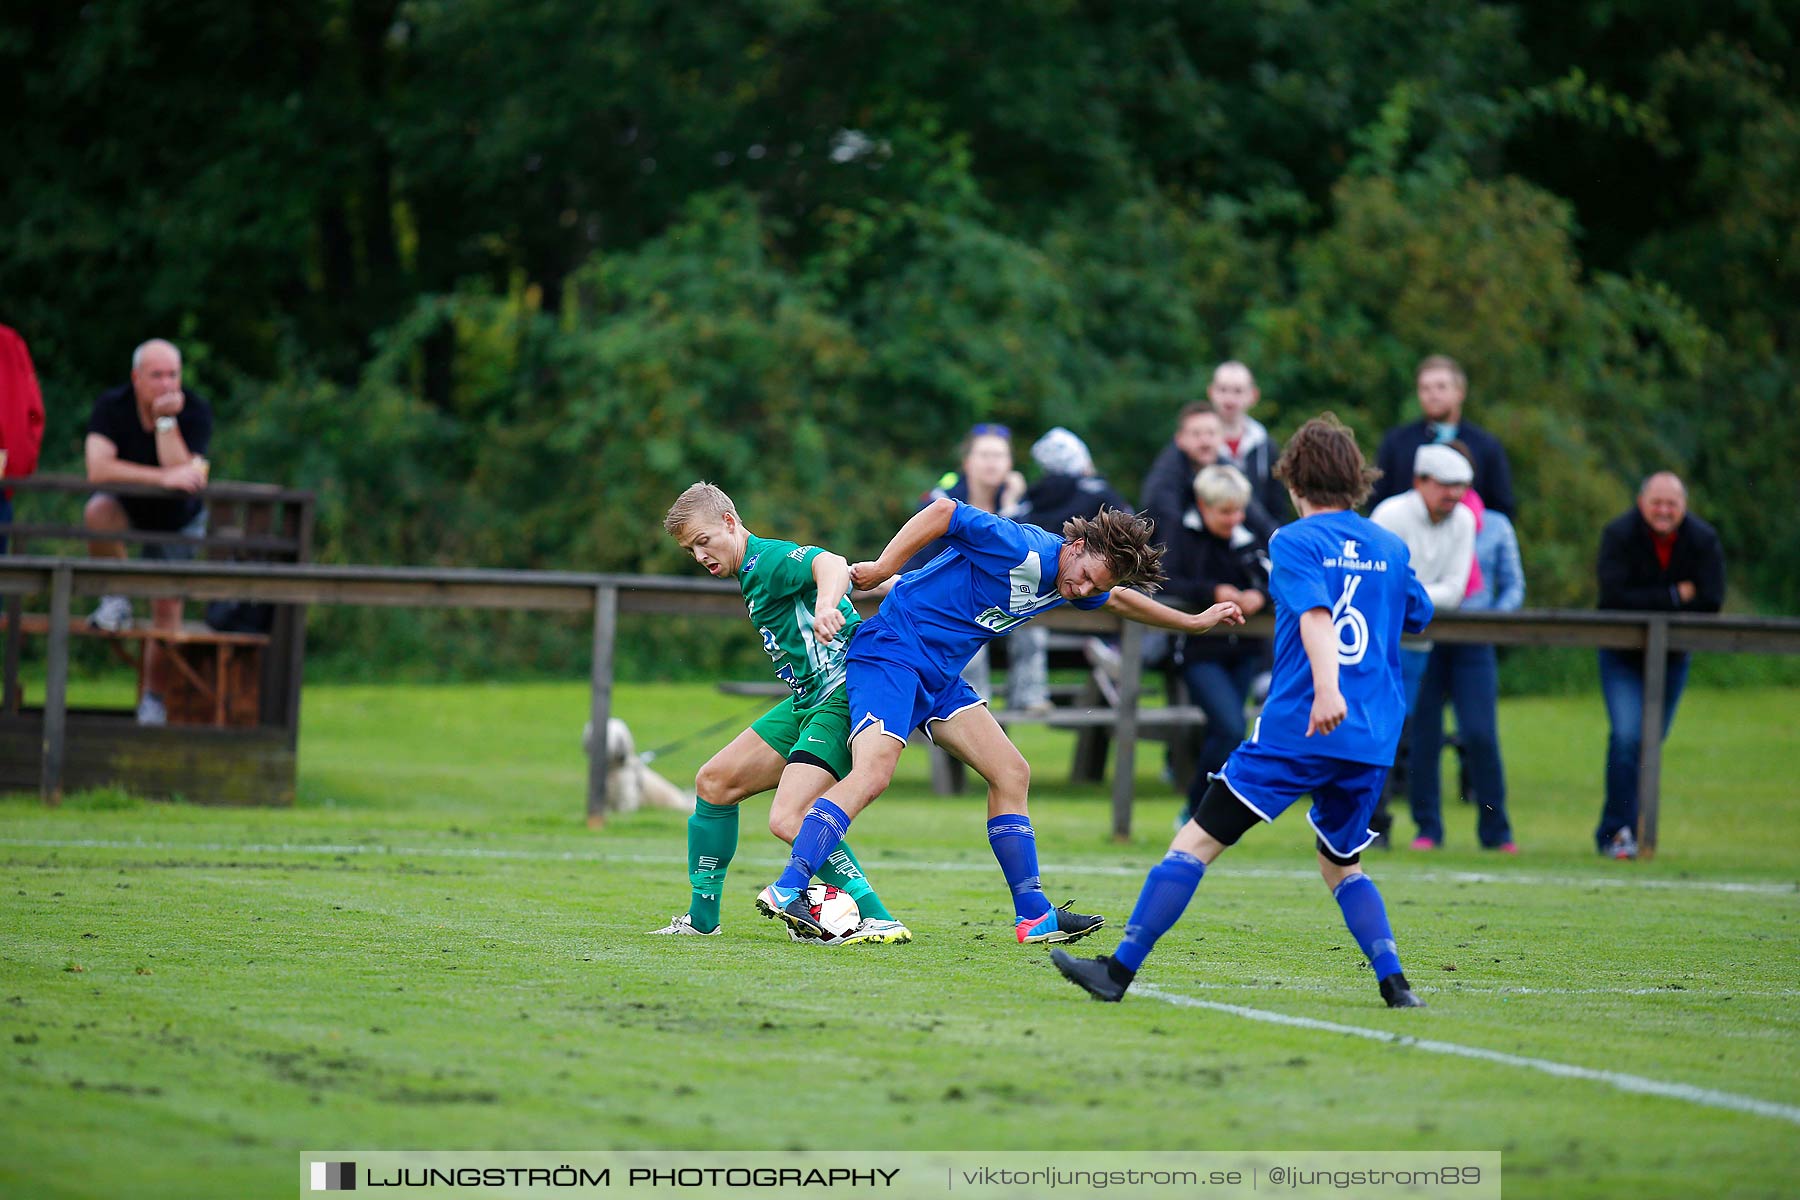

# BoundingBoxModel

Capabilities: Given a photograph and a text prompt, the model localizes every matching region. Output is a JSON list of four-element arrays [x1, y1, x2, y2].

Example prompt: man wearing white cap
[[1372, 444, 1478, 847], [1371, 444, 1475, 697]]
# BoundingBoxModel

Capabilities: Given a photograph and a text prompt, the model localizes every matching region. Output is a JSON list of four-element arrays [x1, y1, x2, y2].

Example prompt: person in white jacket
[[1370, 443, 1475, 710]]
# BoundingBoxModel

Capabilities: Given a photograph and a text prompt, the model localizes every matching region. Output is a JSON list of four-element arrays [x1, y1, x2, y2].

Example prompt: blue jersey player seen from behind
[[755, 501, 1244, 943], [1053, 414, 1436, 1008]]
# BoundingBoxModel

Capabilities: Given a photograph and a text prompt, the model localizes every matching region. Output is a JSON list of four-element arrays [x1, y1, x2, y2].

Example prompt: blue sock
[[1334, 873, 1403, 979], [1112, 851, 1205, 972], [774, 799, 852, 892], [987, 814, 1053, 922]]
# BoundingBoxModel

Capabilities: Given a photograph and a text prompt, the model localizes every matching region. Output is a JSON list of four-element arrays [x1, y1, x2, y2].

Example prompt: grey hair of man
[[132, 338, 181, 371], [1193, 463, 1253, 509], [1639, 471, 1687, 500], [1212, 360, 1255, 387]]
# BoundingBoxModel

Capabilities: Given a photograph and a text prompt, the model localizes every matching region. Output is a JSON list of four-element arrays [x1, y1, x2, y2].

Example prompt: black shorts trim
[[1315, 837, 1361, 866], [1194, 777, 1261, 846], [788, 750, 843, 782]]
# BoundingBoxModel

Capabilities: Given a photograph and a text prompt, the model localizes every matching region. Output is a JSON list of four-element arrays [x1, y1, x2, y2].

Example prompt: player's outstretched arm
[[1298, 607, 1346, 737], [810, 552, 852, 644], [849, 497, 956, 590], [1103, 586, 1244, 634]]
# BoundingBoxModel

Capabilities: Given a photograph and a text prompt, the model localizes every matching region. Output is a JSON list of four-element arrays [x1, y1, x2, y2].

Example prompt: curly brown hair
[[1273, 413, 1381, 510], [1063, 508, 1167, 592]]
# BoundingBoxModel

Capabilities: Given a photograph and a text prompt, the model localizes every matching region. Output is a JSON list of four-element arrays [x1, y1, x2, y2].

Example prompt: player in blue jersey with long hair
[[1053, 414, 1436, 1007], [754, 501, 1243, 944]]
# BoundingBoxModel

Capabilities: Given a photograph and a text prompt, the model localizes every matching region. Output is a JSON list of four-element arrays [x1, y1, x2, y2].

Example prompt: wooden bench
[[0, 613, 268, 728], [718, 627, 1218, 796], [994, 663, 1209, 787]]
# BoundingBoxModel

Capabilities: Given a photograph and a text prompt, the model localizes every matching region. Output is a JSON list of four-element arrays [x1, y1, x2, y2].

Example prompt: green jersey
[[737, 534, 861, 712]]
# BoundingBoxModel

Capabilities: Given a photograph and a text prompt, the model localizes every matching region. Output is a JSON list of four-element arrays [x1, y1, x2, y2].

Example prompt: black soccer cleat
[[1379, 972, 1427, 1008], [1018, 899, 1107, 945], [1050, 949, 1134, 1002], [1047, 900, 1107, 944]]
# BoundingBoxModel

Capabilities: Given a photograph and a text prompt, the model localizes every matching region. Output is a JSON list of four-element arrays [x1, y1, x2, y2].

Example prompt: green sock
[[686, 798, 738, 933], [816, 842, 893, 921]]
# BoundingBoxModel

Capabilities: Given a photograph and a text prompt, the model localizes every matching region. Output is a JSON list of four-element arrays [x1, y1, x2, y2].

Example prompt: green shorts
[[750, 690, 853, 781]]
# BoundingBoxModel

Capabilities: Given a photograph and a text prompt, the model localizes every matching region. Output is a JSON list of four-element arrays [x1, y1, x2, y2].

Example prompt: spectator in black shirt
[[1593, 472, 1725, 860], [84, 339, 214, 724], [1371, 355, 1516, 517]]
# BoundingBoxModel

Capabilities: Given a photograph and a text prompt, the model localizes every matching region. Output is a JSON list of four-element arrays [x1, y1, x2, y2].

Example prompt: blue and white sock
[[1333, 873, 1402, 980], [987, 814, 1054, 922], [772, 799, 852, 895], [1112, 851, 1205, 972]]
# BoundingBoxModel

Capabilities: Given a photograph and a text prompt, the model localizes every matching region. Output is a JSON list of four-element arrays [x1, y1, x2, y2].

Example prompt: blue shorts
[[1215, 741, 1390, 859], [846, 622, 985, 744]]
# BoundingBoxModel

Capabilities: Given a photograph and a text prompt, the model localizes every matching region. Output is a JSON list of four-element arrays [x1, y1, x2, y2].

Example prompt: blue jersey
[[874, 502, 1111, 687], [1253, 511, 1433, 766]]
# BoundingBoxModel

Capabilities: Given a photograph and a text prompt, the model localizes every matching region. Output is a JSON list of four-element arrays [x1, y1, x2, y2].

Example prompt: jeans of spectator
[[962, 643, 991, 701], [1182, 653, 1262, 817], [1596, 648, 1690, 849], [1401, 647, 1431, 711], [1005, 624, 1050, 710], [0, 493, 10, 555], [1409, 643, 1511, 847]]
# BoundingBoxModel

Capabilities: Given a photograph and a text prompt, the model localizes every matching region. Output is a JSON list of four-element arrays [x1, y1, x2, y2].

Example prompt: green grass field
[[2, 681, 1797, 1198]]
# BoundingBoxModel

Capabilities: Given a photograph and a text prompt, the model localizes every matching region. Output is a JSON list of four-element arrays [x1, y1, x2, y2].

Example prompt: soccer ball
[[804, 885, 862, 942]]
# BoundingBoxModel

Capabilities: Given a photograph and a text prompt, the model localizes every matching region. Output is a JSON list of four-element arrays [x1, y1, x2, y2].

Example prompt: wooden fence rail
[[4, 555, 1796, 852]]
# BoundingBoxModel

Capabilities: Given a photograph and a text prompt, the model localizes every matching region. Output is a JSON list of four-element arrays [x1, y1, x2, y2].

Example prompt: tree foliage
[[3, 1, 1796, 675]]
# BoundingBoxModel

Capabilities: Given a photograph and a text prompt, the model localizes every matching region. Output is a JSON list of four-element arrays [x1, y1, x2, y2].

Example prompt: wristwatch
[[154, 416, 177, 433]]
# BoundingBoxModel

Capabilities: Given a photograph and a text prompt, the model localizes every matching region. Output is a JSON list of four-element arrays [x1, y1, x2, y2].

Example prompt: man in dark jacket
[[1141, 401, 1278, 548], [1593, 472, 1725, 859], [1371, 355, 1516, 517]]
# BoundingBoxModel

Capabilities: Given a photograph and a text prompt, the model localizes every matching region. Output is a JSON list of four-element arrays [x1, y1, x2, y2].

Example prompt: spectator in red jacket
[[0, 325, 48, 553]]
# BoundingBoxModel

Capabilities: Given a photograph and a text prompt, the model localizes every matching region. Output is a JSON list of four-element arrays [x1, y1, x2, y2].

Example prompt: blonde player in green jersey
[[648, 482, 911, 944]]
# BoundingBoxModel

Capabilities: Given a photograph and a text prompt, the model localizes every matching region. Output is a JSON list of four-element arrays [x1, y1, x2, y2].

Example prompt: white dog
[[582, 717, 693, 825]]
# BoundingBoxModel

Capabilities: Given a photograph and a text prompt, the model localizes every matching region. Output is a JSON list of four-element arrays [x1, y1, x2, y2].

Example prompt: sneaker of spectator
[[89, 595, 134, 632], [135, 692, 167, 727]]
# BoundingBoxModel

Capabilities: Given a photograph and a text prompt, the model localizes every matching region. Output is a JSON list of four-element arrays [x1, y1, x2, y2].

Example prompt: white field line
[[1134, 980, 1800, 999], [1135, 984, 1800, 1126], [1, 836, 1797, 897], [0, 836, 1795, 897]]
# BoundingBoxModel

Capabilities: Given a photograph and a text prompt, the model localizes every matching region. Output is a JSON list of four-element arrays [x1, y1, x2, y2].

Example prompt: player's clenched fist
[[812, 602, 846, 644], [848, 561, 890, 590]]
